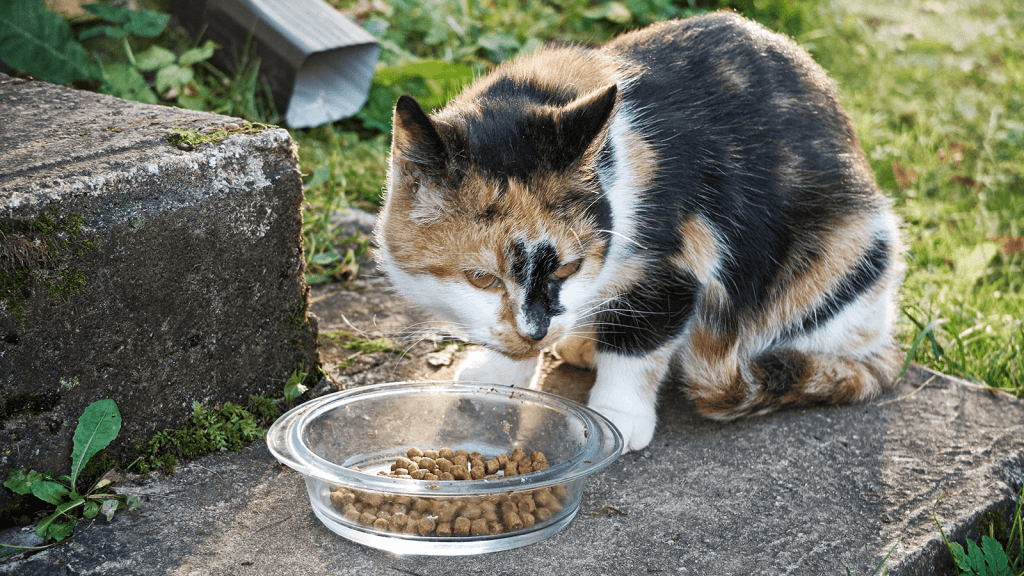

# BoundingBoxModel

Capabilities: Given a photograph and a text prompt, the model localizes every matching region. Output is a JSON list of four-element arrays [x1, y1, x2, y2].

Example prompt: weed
[[283, 367, 309, 408], [129, 397, 275, 476], [1, 400, 139, 556]]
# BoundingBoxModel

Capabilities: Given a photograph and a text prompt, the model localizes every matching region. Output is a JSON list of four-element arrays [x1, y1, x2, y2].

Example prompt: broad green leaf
[[134, 45, 177, 72], [82, 3, 132, 24], [952, 242, 999, 286], [34, 496, 84, 542], [28, 477, 70, 506], [979, 536, 1013, 576], [82, 3, 168, 37], [178, 40, 217, 66], [0, 0, 96, 84], [122, 8, 169, 37], [962, 539, 987, 574], [3, 468, 33, 495], [125, 495, 141, 510], [70, 399, 121, 489], [83, 500, 99, 519], [77, 24, 129, 40], [44, 520, 74, 542], [155, 64, 193, 93], [100, 62, 158, 104]]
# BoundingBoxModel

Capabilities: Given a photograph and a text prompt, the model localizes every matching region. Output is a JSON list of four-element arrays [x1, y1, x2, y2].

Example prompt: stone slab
[[0, 75, 318, 505], [1, 260, 1020, 575]]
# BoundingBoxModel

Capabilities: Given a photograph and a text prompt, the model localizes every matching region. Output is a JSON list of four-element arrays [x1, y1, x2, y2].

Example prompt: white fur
[[454, 347, 539, 388], [587, 347, 672, 452]]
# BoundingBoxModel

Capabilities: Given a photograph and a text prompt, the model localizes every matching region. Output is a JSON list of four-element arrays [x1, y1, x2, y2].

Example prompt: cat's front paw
[[587, 400, 656, 453], [454, 347, 538, 388]]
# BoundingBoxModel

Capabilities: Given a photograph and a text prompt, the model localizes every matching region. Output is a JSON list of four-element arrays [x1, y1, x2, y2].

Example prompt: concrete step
[[1, 267, 1020, 575], [0, 74, 319, 508]]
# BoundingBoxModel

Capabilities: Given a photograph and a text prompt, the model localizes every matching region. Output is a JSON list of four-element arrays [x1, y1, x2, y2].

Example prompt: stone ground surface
[[1, 211, 1022, 575]]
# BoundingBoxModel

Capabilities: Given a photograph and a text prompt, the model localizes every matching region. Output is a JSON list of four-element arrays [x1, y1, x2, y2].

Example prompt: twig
[[877, 375, 936, 406], [254, 513, 295, 533]]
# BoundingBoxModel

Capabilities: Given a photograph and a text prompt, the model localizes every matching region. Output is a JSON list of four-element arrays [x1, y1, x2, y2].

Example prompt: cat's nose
[[522, 325, 548, 342]]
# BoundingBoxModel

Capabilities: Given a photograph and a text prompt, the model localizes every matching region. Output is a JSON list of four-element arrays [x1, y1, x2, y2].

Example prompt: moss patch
[[0, 208, 96, 325], [165, 121, 273, 149]]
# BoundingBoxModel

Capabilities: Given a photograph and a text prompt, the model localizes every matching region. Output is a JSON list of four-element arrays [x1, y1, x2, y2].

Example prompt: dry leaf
[[892, 161, 919, 190]]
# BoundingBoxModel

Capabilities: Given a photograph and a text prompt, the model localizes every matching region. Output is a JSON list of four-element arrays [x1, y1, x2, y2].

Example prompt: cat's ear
[[556, 84, 618, 162], [393, 94, 447, 171]]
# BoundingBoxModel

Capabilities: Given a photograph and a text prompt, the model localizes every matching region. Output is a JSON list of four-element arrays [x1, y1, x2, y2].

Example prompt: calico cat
[[374, 11, 904, 451]]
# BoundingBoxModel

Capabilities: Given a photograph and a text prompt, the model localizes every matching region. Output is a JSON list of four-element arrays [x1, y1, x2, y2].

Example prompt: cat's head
[[375, 82, 618, 358]]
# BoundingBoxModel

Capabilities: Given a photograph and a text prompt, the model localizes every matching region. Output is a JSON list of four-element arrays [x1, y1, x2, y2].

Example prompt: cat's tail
[[683, 343, 904, 420]]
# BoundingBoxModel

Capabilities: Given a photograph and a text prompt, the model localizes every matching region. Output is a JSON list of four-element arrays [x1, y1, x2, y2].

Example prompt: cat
[[373, 11, 904, 452]]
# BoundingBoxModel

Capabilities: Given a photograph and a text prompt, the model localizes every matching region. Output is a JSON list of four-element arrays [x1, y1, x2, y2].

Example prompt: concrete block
[[0, 74, 318, 508]]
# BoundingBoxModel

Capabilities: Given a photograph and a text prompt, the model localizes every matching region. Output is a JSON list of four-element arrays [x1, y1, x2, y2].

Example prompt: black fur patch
[[508, 240, 567, 340], [596, 263, 699, 355]]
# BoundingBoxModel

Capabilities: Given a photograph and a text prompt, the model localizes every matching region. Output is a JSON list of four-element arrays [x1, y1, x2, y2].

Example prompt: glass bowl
[[266, 381, 623, 555]]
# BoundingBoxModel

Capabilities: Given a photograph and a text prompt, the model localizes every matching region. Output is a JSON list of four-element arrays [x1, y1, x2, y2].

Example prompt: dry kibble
[[454, 516, 471, 536], [416, 517, 436, 536], [484, 459, 500, 475], [389, 513, 409, 530], [470, 518, 489, 535], [336, 446, 564, 537], [521, 512, 535, 528], [344, 508, 361, 523], [504, 461, 518, 476], [330, 490, 355, 509], [503, 511, 524, 532], [436, 522, 453, 537], [533, 489, 554, 508], [462, 503, 483, 520]]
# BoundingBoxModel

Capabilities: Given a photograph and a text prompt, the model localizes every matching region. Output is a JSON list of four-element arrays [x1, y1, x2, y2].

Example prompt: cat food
[[329, 447, 565, 538]]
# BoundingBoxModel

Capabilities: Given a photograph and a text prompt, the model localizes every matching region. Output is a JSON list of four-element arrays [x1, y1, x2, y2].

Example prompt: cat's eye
[[465, 270, 502, 290], [552, 260, 582, 280]]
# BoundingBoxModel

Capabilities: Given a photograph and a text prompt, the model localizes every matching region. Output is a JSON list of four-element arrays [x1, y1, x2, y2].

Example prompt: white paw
[[454, 347, 537, 388], [587, 400, 656, 453]]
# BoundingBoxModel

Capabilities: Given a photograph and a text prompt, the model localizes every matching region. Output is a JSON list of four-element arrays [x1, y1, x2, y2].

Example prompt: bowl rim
[[267, 380, 623, 495]]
